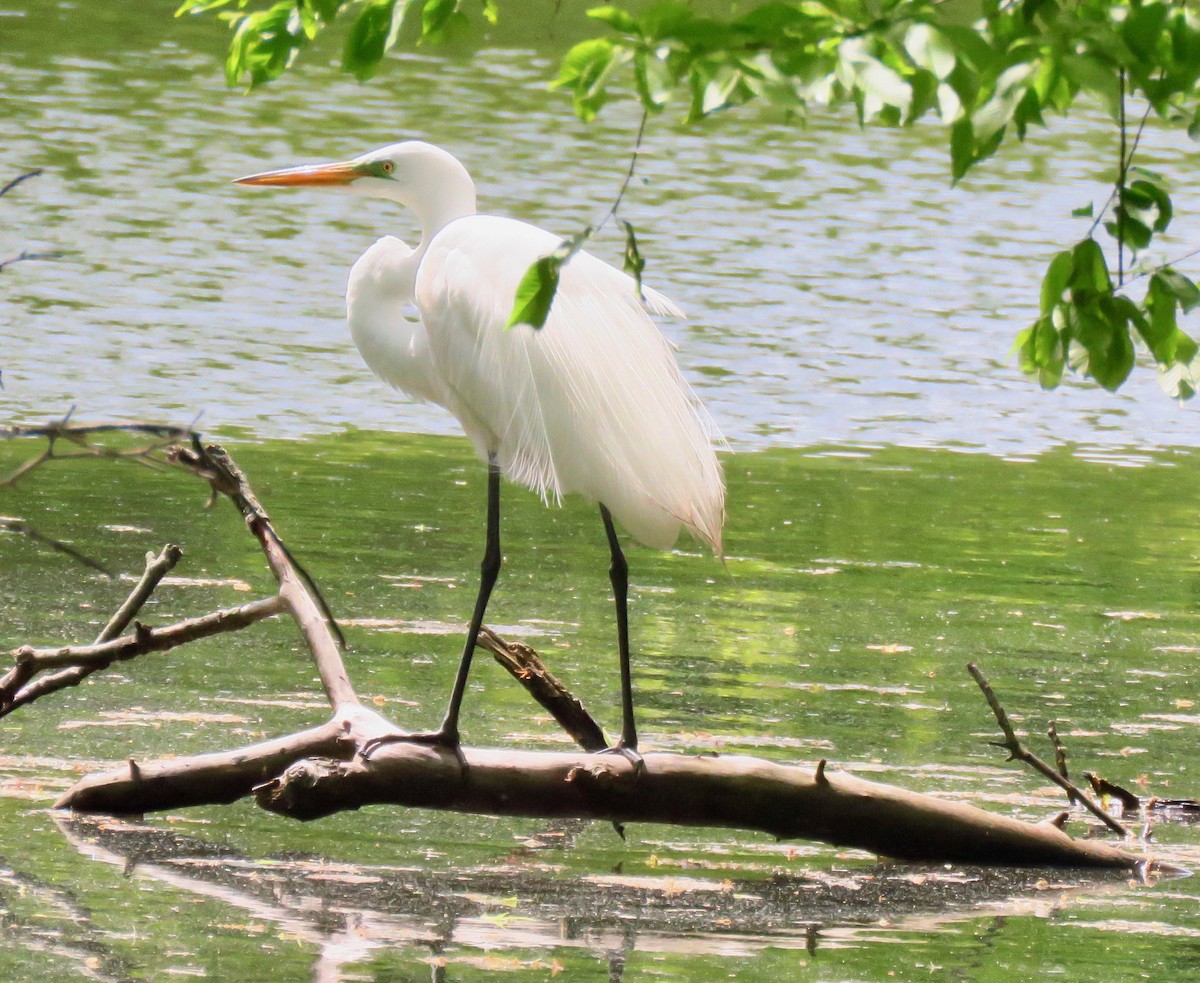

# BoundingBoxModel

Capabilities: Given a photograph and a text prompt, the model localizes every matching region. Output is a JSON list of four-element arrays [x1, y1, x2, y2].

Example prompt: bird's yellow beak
[[234, 160, 363, 187]]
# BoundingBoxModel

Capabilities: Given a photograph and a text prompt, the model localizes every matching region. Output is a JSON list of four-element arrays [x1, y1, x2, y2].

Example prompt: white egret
[[236, 141, 724, 760]]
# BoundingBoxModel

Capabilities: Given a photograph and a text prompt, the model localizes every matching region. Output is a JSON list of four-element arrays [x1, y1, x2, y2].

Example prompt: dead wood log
[[7, 431, 1177, 870], [250, 745, 1147, 869], [56, 734, 1153, 869], [55, 705, 396, 814]]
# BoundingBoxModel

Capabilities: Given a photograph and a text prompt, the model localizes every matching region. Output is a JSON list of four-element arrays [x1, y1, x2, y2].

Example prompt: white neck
[[402, 148, 478, 263]]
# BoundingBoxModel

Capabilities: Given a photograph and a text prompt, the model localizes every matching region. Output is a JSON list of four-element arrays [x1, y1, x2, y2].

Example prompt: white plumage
[[238, 140, 724, 753], [397, 214, 723, 551]]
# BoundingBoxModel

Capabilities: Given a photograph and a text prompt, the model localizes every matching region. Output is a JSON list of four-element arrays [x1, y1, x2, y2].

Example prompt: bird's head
[[236, 140, 476, 231]]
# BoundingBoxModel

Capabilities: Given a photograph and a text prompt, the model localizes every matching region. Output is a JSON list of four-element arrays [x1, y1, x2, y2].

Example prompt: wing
[[416, 215, 723, 552]]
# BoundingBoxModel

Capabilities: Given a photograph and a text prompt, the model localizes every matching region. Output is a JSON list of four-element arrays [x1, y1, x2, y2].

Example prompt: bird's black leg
[[438, 455, 503, 744], [361, 457, 501, 761], [600, 504, 643, 771]]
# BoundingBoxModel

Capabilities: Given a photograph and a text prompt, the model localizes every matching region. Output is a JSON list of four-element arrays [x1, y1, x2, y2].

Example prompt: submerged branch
[[968, 663, 1127, 836], [0, 517, 113, 576], [0, 545, 183, 717]]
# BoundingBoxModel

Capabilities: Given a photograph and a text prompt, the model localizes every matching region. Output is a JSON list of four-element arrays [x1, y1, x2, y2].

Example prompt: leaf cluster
[[180, 0, 1200, 400], [1018, 169, 1200, 399], [175, 0, 484, 86]]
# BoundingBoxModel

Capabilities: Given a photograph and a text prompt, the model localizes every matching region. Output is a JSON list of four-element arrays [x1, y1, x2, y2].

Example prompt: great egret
[[236, 141, 724, 759]]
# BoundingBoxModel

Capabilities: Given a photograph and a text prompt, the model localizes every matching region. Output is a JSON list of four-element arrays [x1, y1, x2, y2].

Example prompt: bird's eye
[[381, 160, 394, 174]]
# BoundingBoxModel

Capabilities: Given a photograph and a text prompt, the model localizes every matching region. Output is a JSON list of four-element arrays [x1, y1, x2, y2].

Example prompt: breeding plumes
[[237, 141, 724, 759]]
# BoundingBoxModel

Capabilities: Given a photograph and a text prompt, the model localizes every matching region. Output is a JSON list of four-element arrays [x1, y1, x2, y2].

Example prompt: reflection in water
[[46, 813, 1152, 982], [3, 3, 1200, 453]]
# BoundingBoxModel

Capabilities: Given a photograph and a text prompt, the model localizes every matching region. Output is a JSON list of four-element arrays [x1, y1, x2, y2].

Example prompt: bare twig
[[0, 413, 194, 487], [0, 169, 44, 199], [0, 546, 186, 717], [1086, 99, 1152, 242], [968, 663, 1127, 836], [1116, 69, 1128, 286], [0, 420, 195, 442], [0, 250, 63, 273], [1, 595, 285, 708], [476, 626, 607, 751], [169, 441, 356, 710], [600, 108, 649, 229], [0, 171, 61, 272], [97, 545, 184, 642], [1047, 720, 1080, 805]]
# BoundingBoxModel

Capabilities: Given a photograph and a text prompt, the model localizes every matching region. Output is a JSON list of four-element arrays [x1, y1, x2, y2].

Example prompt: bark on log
[[240, 744, 1145, 869], [54, 705, 394, 814]]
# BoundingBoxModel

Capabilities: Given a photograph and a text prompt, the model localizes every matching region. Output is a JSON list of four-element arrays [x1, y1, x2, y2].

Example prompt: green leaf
[[552, 38, 619, 120], [634, 48, 674, 108], [972, 61, 1035, 143], [343, 0, 406, 82], [507, 255, 563, 330], [1040, 249, 1073, 315], [480, 0, 498, 25], [421, 0, 458, 42], [1156, 267, 1200, 312], [1104, 216, 1152, 252], [1143, 271, 1184, 362], [224, 2, 308, 89], [176, 0, 236, 16], [904, 23, 956, 81], [1128, 178, 1172, 233], [1072, 203, 1093, 218], [1122, 2, 1170, 62], [587, 5, 640, 34], [1087, 298, 1136, 391], [1062, 53, 1120, 119], [1016, 314, 1064, 388], [307, 0, 344, 21], [1070, 238, 1111, 295], [507, 226, 595, 329], [949, 118, 974, 181]]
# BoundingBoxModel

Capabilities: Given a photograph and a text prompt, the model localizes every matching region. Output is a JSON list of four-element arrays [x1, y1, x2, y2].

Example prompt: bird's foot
[[598, 740, 644, 777], [359, 728, 468, 772]]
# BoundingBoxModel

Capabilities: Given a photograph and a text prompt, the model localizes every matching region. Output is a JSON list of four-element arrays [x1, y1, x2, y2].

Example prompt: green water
[[5, 0, 1200, 978], [3, 433, 1200, 980]]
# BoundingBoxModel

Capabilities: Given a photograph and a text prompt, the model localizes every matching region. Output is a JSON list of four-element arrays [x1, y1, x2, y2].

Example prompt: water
[[4, 2, 1200, 453], [4, 433, 1200, 979], [3, 2, 1200, 980]]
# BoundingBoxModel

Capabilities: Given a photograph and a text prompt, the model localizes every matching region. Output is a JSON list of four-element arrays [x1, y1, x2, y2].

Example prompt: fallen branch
[[257, 746, 1151, 869], [7, 428, 1171, 868], [968, 663, 1127, 836]]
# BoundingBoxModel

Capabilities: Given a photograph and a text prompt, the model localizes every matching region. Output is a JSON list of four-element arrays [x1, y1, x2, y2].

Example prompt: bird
[[236, 141, 724, 761]]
